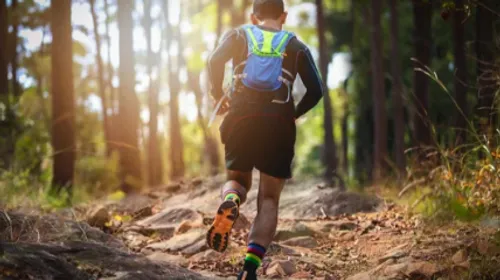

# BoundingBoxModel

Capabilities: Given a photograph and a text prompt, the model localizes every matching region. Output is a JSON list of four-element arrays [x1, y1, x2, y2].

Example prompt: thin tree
[[144, 0, 162, 186], [452, 0, 468, 145], [0, 0, 7, 100], [90, 0, 111, 156], [11, 0, 20, 97], [475, 0, 496, 138], [370, 0, 387, 181], [412, 0, 433, 147], [118, 0, 142, 192], [316, 0, 338, 185], [388, 0, 406, 178], [163, 0, 185, 179], [50, 0, 76, 196], [103, 0, 116, 113]]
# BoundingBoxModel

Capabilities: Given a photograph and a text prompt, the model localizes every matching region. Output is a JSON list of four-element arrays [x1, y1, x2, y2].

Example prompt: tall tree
[[118, 0, 142, 192], [452, 0, 468, 145], [89, 0, 111, 156], [0, 0, 7, 100], [144, 0, 162, 186], [412, 0, 433, 147], [50, 0, 76, 195], [316, 0, 338, 184], [230, 0, 249, 27], [388, 0, 406, 178], [163, 0, 185, 179], [103, 0, 116, 113], [475, 0, 496, 138], [370, 0, 387, 181], [11, 0, 20, 97]]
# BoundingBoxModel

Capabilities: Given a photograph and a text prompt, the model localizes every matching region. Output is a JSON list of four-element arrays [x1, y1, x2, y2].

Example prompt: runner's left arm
[[207, 30, 242, 101]]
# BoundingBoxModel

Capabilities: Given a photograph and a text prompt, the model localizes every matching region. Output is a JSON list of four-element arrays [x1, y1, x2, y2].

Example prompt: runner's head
[[251, 0, 288, 25]]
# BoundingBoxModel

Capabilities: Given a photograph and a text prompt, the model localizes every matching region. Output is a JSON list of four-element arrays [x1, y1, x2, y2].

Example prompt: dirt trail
[[0, 176, 499, 279]]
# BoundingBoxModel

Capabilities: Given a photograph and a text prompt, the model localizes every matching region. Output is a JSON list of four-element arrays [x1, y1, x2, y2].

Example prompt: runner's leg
[[207, 170, 252, 252], [238, 172, 285, 279]]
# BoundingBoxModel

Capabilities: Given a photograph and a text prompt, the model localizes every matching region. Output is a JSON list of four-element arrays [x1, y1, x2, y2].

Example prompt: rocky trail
[[1, 175, 499, 279]]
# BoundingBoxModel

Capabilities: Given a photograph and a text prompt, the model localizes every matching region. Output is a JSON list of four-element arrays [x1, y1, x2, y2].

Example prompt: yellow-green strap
[[246, 28, 259, 51], [275, 33, 290, 53]]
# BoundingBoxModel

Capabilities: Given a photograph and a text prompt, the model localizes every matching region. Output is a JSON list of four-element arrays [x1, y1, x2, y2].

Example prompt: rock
[[182, 239, 208, 256], [274, 223, 315, 241], [0, 241, 210, 280], [146, 229, 205, 253], [320, 221, 358, 232], [190, 250, 223, 262], [282, 236, 318, 248], [233, 213, 251, 231], [346, 272, 373, 280], [165, 183, 181, 193], [132, 206, 153, 221], [175, 220, 204, 235], [86, 207, 110, 229], [266, 260, 296, 277], [290, 271, 311, 278], [121, 231, 149, 249], [406, 261, 439, 277], [378, 250, 408, 264], [147, 252, 189, 267], [267, 243, 300, 256], [136, 208, 203, 228], [383, 262, 408, 276], [451, 249, 468, 264]]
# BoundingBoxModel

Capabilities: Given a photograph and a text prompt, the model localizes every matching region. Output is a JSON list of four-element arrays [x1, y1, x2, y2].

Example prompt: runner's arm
[[207, 30, 240, 101], [294, 47, 325, 119]]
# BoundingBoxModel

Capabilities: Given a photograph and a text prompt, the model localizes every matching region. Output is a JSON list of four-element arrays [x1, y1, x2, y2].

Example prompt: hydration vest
[[232, 25, 296, 104]]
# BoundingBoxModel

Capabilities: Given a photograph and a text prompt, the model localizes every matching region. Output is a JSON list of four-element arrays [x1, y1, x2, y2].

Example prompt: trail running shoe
[[206, 200, 239, 252]]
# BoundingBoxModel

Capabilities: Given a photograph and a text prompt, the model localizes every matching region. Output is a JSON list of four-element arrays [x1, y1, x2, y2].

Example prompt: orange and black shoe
[[206, 200, 239, 252]]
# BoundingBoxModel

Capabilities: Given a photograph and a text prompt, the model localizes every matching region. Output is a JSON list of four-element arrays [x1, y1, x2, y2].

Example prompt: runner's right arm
[[207, 30, 245, 101], [294, 47, 325, 119]]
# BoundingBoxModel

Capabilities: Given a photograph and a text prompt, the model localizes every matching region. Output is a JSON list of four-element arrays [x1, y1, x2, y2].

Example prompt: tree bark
[[0, 0, 8, 99], [118, 0, 142, 192], [316, 0, 338, 184], [452, 0, 468, 145], [388, 0, 406, 178], [103, 0, 116, 114], [89, 0, 111, 157], [475, 0, 496, 138], [50, 0, 76, 196], [370, 0, 387, 181], [412, 0, 433, 147], [144, 0, 162, 186], [11, 0, 20, 98], [163, 0, 185, 179]]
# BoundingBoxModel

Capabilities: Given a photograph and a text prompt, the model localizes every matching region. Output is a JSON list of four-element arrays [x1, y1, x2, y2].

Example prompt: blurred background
[[0, 0, 499, 210]]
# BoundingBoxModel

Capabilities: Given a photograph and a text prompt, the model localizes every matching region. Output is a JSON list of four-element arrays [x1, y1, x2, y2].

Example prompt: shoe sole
[[206, 200, 239, 252]]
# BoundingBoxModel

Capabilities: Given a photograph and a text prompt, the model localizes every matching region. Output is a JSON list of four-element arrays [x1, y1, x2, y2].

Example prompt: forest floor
[[1, 174, 500, 279]]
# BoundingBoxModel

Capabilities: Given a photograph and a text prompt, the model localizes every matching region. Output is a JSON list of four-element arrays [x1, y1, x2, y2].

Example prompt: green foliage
[[75, 154, 120, 197]]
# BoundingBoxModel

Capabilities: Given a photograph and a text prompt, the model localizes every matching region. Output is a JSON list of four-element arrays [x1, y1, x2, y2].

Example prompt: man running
[[206, 0, 324, 279]]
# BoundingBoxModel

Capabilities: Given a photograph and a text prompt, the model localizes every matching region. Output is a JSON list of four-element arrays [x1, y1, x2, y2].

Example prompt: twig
[[320, 207, 328, 219], [1, 211, 14, 241], [411, 192, 432, 210], [398, 178, 426, 198], [71, 209, 88, 241]]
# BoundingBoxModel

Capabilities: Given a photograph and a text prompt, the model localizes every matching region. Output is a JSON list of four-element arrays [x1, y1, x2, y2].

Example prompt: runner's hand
[[217, 98, 230, 115]]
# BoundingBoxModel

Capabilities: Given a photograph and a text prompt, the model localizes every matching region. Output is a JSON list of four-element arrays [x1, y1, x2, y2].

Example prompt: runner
[[206, 0, 325, 279]]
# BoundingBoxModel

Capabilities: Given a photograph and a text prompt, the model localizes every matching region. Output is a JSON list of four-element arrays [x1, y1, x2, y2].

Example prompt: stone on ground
[[146, 228, 206, 253], [274, 222, 315, 241], [282, 236, 318, 248], [266, 260, 296, 277]]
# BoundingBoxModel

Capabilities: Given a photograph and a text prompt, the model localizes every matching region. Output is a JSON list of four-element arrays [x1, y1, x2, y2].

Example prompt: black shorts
[[220, 112, 296, 179]]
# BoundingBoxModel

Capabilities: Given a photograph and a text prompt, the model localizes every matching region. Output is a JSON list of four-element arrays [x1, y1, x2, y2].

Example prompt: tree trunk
[[476, 0, 496, 138], [388, 0, 406, 178], [89, 0, 111, 157], [118, 0, 142, 192], [370, 0, 387, 182], [452, 0, 468, 145], [144, 0, 162, 186], [215, 0, 223, 47], [0, 0, 7, 100], [11, 0, 20, 98], [412, 0, 433, 148], [50, 0, 76, 196], [103, 0, 116, 115], [163, 0, 185, 179], [231, 0, 249, 27], [316, 0, 337, 184]]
